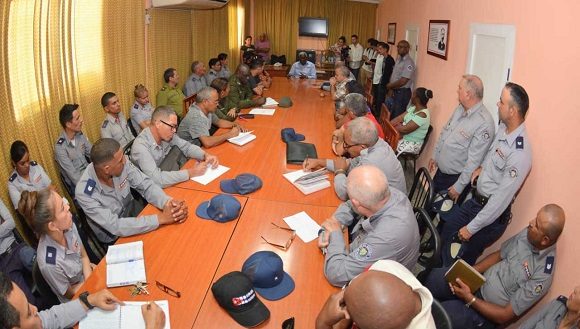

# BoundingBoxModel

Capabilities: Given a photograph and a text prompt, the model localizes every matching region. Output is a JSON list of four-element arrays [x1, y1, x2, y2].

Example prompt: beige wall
[[376, 0, 580, 326]]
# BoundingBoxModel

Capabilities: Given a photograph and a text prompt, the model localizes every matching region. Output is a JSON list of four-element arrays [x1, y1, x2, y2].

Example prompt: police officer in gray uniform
[[8, 140, 52, 209], [131, 106, 219, 188], [100, 92, 135, 149], [183, 60, 208, 97], [304, 117, 406, 200], [55, 104, 92, 195], [425, 204, 565, 329], [318, 165, 419, 287], [519, 286, 580, 329], [429, 75, 495, 202], [0, 271, 166, 329], [75, 138, 188, 245], [440, 82, 532, 266], [386, 40, 415, 119]]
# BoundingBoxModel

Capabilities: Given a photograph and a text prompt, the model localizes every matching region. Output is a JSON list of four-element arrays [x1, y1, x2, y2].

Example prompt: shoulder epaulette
[[134, 104, 139, 109], [45, 246, 57, 265], [102, 120, 109, 128], [557, 295, 568, 305], [8, 173, 17, 182], [516, 136, 524, 149], [84, 178, 96, 196], [30, 161, 37, 166], [56, 138, 65, 145]]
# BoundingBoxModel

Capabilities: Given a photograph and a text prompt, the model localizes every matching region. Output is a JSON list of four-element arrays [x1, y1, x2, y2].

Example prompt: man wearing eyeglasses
[[131, 106, 218, 188], [386, 40, 415, 119], [318, 165, 419, 287], [0, 271, 166, 329], [177, 87, 246, 148]]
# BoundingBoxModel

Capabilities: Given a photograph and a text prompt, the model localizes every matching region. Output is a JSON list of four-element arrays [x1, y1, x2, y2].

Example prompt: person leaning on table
[[0, 271, 165, 329]]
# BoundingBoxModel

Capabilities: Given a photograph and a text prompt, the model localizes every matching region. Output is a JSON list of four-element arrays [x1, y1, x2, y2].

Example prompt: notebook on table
[[106, 241, 146, 287], [444, 259, 486, 293], [79, 300, 171, 329]]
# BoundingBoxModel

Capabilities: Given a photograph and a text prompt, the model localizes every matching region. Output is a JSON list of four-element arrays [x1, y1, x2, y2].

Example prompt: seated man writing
[[318, 165, 419, 287], [131, 106, 218, 187]]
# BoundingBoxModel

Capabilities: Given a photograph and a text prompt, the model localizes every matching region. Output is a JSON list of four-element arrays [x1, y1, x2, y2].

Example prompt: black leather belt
[[472, 189, 489, 206], [0, 240, 19, 258]]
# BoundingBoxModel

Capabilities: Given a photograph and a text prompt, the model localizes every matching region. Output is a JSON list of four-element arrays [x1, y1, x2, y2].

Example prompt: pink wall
[[376, 0, 580, 326]]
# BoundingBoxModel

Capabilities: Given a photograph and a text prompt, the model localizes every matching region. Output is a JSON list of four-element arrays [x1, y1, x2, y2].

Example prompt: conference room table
[[76, 77, 343, 329]]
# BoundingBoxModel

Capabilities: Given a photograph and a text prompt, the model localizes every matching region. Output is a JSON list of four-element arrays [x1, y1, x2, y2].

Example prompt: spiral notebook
[[79, 300, 170, 329], [106, 241, 146, 287]]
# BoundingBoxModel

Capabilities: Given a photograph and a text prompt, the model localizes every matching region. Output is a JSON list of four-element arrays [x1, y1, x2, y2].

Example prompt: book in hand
[[227, 131, 256, 146], [106, 241, 146, 288], [79, 300, 171, 329], [283, 169, 331, 195], [444, 259, 486, 293]]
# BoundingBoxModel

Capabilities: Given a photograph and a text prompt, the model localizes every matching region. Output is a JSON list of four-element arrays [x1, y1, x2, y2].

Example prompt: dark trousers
[[350, 68, 360, 82], [0, 242, 36, 304], [386, 87, 412, 118], [371, 83, 386, 119], [439, 199, 511, 266], [433, 170, 472, 204], [424, 267, 497, 329]]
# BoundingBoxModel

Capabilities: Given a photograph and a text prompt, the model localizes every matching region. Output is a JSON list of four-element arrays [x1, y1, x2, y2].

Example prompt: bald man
[[316, 260, 436, 329], [425, 204, 565, 329], [319, 165, 419, 286]]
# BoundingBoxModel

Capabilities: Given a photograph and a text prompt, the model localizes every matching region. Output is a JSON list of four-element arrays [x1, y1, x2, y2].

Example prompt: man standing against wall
[[386, 40, 415, 118]]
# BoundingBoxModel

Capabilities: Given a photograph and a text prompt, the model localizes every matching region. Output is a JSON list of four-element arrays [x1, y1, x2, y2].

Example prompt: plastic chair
[[127, 118, 139, 137], [431, 299, 453, 329], [400, 125, 433, 173], [408, 167, 434, 210], [414, 207, 442, 282]]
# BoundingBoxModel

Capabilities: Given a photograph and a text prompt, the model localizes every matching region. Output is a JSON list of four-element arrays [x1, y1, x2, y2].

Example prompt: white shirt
[[372, 54, 384, 84], [348, 43, 364, 69]]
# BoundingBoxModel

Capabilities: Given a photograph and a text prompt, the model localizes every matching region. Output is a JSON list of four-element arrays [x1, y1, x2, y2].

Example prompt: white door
[[466, 24, 516, 128], [405, 25, 419, 64]]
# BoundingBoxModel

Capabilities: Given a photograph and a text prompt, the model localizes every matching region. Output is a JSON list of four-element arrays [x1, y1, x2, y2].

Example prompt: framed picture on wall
[[427, 20, 450, 60], [387, 23, 396, 45]]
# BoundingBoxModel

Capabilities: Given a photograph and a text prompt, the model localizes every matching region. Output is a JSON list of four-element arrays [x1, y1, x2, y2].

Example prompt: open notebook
[[283, 169, 331, 195], [106, 241, 146, 287], [79, 300, 170, 329]]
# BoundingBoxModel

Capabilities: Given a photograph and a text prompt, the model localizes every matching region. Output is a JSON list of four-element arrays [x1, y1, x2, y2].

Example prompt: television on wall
[[298, 17, 328, 38]]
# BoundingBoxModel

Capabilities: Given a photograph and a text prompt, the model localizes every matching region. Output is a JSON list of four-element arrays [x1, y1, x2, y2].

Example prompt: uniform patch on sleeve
[[134, 103, 139, 109], [102, 120, 109, 128], [353, 243, 373, 261], [516, 136, 524, 149], [8, 173, 16, 182], [557, 295, 568, 305], [46, 246, 57, 265], [509, 167, 518, 179], [545, 256, 554, 274], [406, 65, 413, 71], [534, 284, 543, 295], [84, 178, 96, 196], [483, 130, 490, 140], [57, 138, 65, 145]]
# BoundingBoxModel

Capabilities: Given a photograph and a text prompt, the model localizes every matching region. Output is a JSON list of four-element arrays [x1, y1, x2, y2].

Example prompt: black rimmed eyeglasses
[[159, 120, 178, 132]]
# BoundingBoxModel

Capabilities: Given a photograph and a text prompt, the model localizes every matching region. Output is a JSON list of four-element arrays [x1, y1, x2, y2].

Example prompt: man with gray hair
[[131, 106, 219, 187], [318, 165, 419, 286], [429, 74, 495, 203], [183, 60, 208, 97], [305, 117, 406, 199], [177, 87, 245, 148], [287, 52, 317, 79], [75, 138, 188, 245], [330, 64, 354, 104]]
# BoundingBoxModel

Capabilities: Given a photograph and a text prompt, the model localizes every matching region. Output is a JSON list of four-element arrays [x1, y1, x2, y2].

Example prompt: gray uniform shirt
[[8, 162, 52, 209], [131, 127, 205, 187], [518, 296, 574, 329], [177, 104, 220, 143], [0, 199, 16, 254], [100, 113, 135, 149], [130, 101, 153, 135], [432, 102, 495, 193], [218, 66, 231, 79], [468, 122, 532, 234], [325, 188, 420, 286], [481, 229, 556, 316], [38, 299, 87, 329], [389, 54, 415, 88], [37, 223, 84, 303], [55, 131, 92, 189], [205, 69, 220, 86], [327, 138, 407, 200], [183, 73, 208, 97], [75, 161, 171, 244]]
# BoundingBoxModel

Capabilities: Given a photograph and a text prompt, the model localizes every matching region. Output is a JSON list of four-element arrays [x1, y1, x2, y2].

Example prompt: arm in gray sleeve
[[467, 152, 532, 234], [126, 162, 171, 210], [451, 122, 495, 194], [8, 183, 20, 209], [517, 299, 557, 329], [332, 201, 356, 226], [131, 140, 188, 188], [0, 199, 15, 238], [55, 146, 82, 186], [37, 165, 52, 187], [100, 125, 112, 139], [332, 173, 348, 201], [172, 134, 205, 160], [323, 230, 349, 286], [82, 135, 93, 158], [38, 299, 87, 329]]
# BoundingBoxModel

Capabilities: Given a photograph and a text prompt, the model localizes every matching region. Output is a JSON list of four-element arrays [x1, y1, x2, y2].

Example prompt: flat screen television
[[298, 17, 328, 38]]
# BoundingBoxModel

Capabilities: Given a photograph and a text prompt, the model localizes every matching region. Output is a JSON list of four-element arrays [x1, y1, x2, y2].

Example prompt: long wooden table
[[76, 78, 342, 328]]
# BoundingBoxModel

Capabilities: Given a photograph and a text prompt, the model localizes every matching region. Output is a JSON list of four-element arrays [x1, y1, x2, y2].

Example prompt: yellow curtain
[[191, 7, 229, 70], [227, 0, 245, 69]]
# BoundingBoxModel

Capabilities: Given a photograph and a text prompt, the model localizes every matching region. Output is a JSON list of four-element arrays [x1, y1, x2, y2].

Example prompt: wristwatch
[[79, 291, 94, 310]]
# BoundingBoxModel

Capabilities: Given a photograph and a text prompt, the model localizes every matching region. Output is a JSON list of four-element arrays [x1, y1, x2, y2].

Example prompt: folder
[[444, 259, 486, 293]]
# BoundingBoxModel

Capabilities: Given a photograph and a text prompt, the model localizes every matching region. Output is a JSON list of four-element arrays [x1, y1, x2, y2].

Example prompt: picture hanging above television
[[298, 17, 328, 38]]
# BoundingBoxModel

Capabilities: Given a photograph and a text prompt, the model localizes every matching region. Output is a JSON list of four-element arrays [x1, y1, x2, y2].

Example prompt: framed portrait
[[387, 23, 396, 45], [427, 20, 450, 60]]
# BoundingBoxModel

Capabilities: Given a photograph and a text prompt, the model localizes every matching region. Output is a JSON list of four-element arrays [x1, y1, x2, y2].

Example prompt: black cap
[[211, 271, 270, 327]]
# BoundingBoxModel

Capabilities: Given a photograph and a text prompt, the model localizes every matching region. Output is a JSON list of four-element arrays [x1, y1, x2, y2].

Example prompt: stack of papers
[[227, 131, 256, 146], [79, 300, 171, 329], [282, 169, 331, 195], [249, 108, 276, 116], [106, 241, 146, 287], [191, 165, 230, 185], [263, 97, 279, 107]]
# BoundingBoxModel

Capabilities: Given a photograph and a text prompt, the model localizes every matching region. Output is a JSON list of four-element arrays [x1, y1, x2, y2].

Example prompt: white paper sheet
[[227, 131, 256, 146], [283, 211, 321, 243], [79, 300, 171, 329], [249, 108, 276, 115], [190, 165, 230, 185], [264, 97, 279, 106]]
